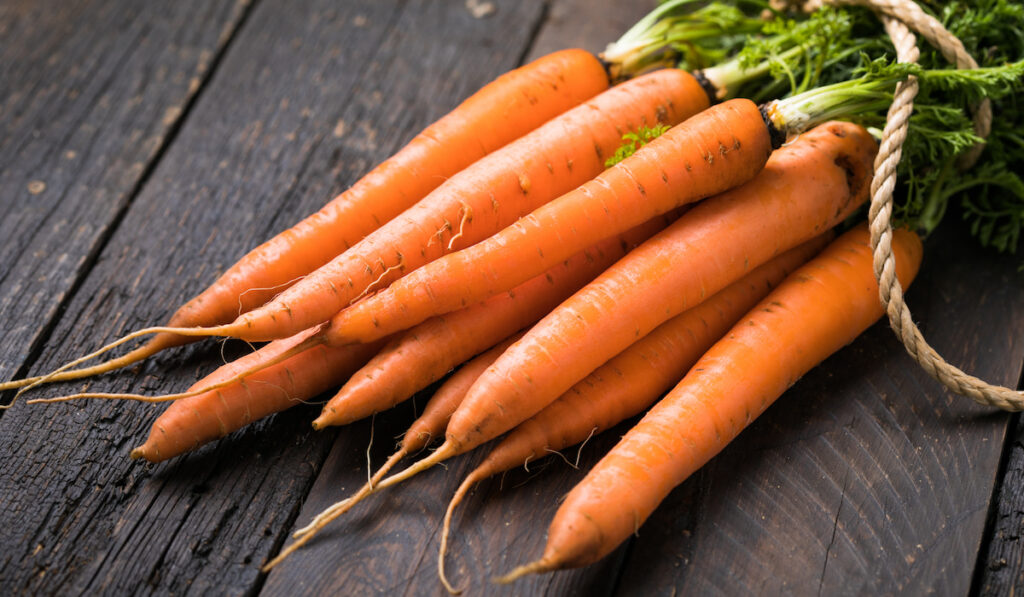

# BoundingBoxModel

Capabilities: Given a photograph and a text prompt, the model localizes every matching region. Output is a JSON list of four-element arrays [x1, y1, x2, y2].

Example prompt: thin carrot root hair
[[261, 469, 377, 572], [24, 328, 327, 406], [292, 447, 406, 538], [494, 559, 556, 584], [545, 426, 596, 470], [375, 441, 457, 490], [303, 442, 455, 532], [0, 338, 167, 394], [437, 468, 488, 595], [2, 322, 252, 402], [234, 274, 307, 317], [264, 445, 416, 573], [269, 442, 459, 571]]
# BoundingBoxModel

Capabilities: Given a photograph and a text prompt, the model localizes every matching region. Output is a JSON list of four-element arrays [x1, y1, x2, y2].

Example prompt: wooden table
[[2, 1, 1022, 594]]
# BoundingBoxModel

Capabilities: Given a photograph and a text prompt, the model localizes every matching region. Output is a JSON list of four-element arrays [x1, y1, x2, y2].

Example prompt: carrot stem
[[601, 0, 761, 81], [766, 62, 912, 133]]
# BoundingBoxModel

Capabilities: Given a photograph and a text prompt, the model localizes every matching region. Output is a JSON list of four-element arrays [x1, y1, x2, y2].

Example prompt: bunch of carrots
[[4, 0, 1023, 591]]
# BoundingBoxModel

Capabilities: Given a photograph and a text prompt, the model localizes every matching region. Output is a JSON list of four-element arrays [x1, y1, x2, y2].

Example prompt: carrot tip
[[129, 447, 145, 460], [493, 559, 553, 584], [311, 406, 339, 430]]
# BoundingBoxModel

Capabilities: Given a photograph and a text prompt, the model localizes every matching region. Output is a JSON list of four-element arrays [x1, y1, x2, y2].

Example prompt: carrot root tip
[[441, 578, 464, 596], [493, 559, 553, 584]]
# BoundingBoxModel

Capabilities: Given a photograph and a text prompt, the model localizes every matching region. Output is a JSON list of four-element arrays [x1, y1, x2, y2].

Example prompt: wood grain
[[0, 0, 251, 386]]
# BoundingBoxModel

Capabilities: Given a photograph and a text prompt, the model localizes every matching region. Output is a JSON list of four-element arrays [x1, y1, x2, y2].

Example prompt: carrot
[[0, 49, 609, 392], [434, 234, 829, 592], [318, 96, 776, 346], [131, 328, 386, 462], [498, 224, 924, 579], [312, 212, 679, 429], [261, 332, 522, 573]]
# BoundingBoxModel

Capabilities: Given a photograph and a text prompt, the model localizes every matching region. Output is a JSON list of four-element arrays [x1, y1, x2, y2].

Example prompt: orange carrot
[[435, 234, 829, 592], [131, 329, 386, 462], [262, 332, 522, 573], [498, 224, 924, 579], [321, 97, 776, 346], [0, 49, 609, 391], [312, 212, 679, 429]]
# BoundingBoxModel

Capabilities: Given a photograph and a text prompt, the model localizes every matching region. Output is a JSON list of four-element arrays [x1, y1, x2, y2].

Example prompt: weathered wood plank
[[0, 0, 547, 594], [975, 400, 1024, 591], [0, 0, 250, 386], [611, 219, 1024, 595], [259, 2, 658, 595]]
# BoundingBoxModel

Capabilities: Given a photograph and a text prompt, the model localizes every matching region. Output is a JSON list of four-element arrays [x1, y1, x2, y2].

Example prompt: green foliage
[[602, 0, 766, 80], [712, 6, 891, 102], [737, 8, 854, 95], [605, 124, 672, 169], [765, 0, 1024, 261], [892, 0, 1024, 258]]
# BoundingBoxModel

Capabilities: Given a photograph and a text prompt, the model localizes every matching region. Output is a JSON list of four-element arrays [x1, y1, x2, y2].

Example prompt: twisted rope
[[772, 0, 1021, 410]]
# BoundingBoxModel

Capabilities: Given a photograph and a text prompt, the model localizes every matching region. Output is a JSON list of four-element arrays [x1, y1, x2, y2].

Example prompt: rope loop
[[771, 0, 1023, 410]]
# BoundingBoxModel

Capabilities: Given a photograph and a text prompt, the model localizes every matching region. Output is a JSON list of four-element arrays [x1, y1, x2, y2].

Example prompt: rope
[[771, 0, 1023, 410]]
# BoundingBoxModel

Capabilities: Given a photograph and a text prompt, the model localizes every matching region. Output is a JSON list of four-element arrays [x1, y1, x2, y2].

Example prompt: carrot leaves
[[894, 0, 1024, 250]]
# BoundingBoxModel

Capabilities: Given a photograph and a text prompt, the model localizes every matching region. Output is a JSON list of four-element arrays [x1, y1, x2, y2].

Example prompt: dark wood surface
[[1, 1, 1022, 595]]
